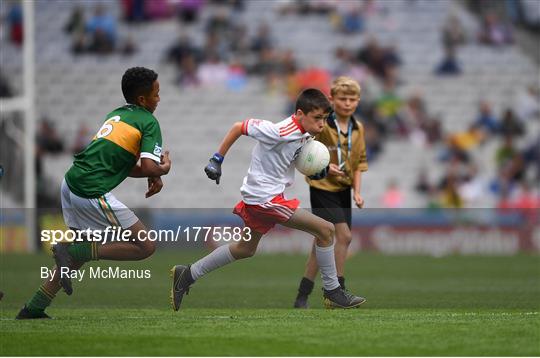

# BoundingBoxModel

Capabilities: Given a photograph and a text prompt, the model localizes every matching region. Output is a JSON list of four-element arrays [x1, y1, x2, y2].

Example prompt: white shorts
[[61, 179, 139, 230]]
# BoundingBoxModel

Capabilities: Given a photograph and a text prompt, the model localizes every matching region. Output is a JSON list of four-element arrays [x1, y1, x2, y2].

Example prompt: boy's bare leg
[[53, 220, 156, 294], [97, 220, 156, 261], [303, 243, 318, 281], [333, 223, 352, 278], [303, 222, 352, 280], [16, 261, 84, 319], [171, 229, 264, 311], [281, 209, 340, 291], [284, 209, 365, 308], [296, 222, 351, 307]]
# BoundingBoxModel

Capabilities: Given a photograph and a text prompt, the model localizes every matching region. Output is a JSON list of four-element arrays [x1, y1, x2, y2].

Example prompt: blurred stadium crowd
[[0, 0, 539, 210]]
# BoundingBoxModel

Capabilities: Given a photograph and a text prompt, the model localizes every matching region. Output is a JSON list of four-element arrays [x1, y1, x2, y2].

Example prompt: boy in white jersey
[[171, 89, 365, 310]]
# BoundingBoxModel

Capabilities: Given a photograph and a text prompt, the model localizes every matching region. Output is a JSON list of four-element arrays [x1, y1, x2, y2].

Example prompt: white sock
[[190, 244, 236, 280], [315, 244, 340, 290]]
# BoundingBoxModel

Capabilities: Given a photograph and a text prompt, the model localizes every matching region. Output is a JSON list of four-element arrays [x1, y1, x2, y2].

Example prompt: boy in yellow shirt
[[294, 76, 368, 308]]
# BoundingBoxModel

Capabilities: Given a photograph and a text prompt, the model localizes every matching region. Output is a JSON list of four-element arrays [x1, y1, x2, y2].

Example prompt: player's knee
[[316, 221, 335, 246], [239, 246, 257, 259], [337, 231, 352, 245], [324, 221, 335, 240], [143, 241, 156, 258], [135, 240, 156, 260], [231, 243, 257, 259]]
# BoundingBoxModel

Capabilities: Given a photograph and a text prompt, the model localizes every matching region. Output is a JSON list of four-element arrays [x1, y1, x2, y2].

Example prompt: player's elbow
[[233, 121, 244, 135], [140, 158, 163, 177]]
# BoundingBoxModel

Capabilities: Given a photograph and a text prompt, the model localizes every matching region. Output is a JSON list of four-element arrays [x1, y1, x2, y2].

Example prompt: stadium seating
[[0, 0, 537, 209]]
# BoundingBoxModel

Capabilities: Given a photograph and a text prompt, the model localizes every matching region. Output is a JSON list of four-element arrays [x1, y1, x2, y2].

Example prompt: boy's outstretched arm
[[204, 121, 243, 184]]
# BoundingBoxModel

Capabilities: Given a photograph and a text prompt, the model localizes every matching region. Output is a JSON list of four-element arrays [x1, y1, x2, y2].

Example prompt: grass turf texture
[[1, 251, 539, 356]]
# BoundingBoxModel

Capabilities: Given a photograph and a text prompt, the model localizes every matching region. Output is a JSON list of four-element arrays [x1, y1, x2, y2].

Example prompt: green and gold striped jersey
[[65, 104, 162, 198]]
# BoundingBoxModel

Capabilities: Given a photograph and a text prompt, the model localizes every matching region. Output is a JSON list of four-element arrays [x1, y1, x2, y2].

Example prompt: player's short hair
[[331, 76, 361, 98], [295, 88, 331, 115], [121, 67, 158, 104]]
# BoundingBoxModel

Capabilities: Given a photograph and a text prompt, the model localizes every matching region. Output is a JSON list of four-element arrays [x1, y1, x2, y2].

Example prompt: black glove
[[308, 165, 329, 180], [204, 153, 224, 184]]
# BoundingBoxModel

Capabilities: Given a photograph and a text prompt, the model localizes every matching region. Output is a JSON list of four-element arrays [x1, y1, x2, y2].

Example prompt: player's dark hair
[[121, 67, 158, 104], [295, 88, 331, 115]]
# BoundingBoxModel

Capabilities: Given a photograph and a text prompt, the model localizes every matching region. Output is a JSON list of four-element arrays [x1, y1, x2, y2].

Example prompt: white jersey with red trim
[[240, 115, 312, 204]]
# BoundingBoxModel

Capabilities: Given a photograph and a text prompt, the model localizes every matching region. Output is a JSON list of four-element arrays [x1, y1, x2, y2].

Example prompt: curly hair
[[121, 67, 158, 104]]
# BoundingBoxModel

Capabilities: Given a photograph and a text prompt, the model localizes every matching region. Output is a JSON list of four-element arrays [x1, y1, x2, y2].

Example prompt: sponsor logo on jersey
[[153, 143, 162, 157]]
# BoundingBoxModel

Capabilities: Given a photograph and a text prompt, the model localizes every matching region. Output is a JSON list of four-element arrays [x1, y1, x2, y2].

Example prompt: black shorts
[[310, 186, 352, 228]]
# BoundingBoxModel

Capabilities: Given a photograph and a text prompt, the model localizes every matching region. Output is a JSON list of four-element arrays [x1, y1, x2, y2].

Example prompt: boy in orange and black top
[[294, 76, 368, 308]]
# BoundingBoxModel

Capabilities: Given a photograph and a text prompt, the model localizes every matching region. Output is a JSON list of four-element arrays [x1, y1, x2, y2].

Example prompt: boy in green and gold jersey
[[17, 67, 171, 319]]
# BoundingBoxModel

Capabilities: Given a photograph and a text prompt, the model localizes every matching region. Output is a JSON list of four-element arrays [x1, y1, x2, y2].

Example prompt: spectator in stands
[[71, 123, 91, 155], [381, 179, 405, 208], [498, 108, 524, 138], [415, 168, 432, 194], [6, 0, 23, 46], [176, 0, 204, 24], [178, 54, 200, 87], [88, 29, 115, 55], [198, 53, 229, 86], [226, 57, 248, 91], [438, 175, 463, 208], [64, 5, 85, 35], [494, 135, 526, 192], [512, 181, 540, 210], [166, 34, 200, 67], [251, 47, 280, 77], [459, 165, 485, 207], [522, 135, 540, 182], [421, 116, 443, 145], [121, 0, 146, 23], [202, 30, 229, 63], [443, 125, 486, 163], [478, 12, 513, 46], [229, 23, 250, 58], [334, 1, 365, 34], [145, 0, 173, 20], [496, 185, 514, 212], [71, 32, 87, 55], [401, 92, 428, 131], [434, 45, 462, 76], [86, 4, 117, 52], [514, 85, 540, 122], [473, 100, 499, 135], [251, 23, 274, 54], [356, 36, 401, 81], [356, 36, 385, 78], [374, 78, 405, 136], [331, 47, 372, 89], [441, 14, 466, 49], [205, 6, 232, 40], [0, 72, 13, 98], [37, 119, 64, 154], [120, 35, 138, 56], [363, 121, 383, 161], [497, 181, 539, 220], [276, 0, 335, 16]]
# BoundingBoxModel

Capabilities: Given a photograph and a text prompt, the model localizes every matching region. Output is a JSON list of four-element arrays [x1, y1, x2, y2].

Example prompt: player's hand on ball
[[205, 153, 223, 185], [145, 177, 163, 198], [308, 165, 329, 180], [328, 163, 345, 177]]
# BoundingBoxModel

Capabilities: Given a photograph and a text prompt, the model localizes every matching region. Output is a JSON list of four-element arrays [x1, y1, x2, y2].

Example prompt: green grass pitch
[[1, 250, 539, 356]]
